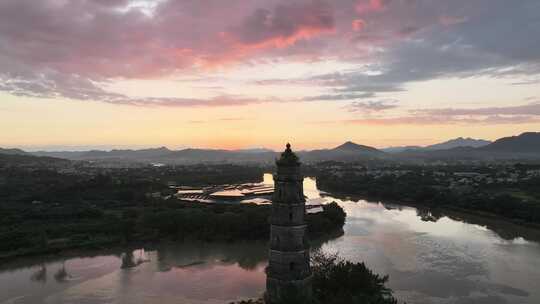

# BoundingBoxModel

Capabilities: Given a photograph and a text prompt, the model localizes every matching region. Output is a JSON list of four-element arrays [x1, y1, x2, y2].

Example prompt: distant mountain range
[[0, 148, 28, 155], [383, 137, 492, 153], [2, 132, 539, 164], [480, 132, 540, 153], [29, 146, 279, 164], [0, 151, 69, 167], [396, 132, 540, 161], [426, 137, 492, 150]]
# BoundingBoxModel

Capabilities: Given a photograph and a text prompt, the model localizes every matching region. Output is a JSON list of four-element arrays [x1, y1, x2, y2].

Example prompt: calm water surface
[[2, 174, 540, 304]]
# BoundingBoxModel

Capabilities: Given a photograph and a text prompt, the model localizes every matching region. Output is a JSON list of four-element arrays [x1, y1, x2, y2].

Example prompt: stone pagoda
[[265, 143, 312, 304]]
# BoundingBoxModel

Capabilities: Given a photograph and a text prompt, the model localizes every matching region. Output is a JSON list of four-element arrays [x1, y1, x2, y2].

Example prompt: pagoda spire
[[265, 143, 312, 303]]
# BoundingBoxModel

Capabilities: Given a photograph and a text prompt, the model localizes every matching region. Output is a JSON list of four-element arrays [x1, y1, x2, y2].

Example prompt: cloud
[[0, 0, 340, 103], [301, 92, 374, 101], [340, 103, 540, 125], [355, 0, 391, 14], [415, 103, 540, 116], [228, 1, 335, 49], [342, 115, 540, 126], [1, 0, 540, 109], [254, 0, 540, 101], [0, 69, 267, 107], [109, 95, 267, 108], [352, 19, 366, 32], [439, 16, 468, 26], [347, 100, 399, 112]]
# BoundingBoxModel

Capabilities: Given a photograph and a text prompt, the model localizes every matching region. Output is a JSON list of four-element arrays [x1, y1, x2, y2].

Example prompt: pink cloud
[[352, 19, 366, 32], [227, 1, 335, 51], [340, 102, 540, 126], [355, 0, 390, 14], [2, 0, 537, 113], [0, 0, 340, 78]]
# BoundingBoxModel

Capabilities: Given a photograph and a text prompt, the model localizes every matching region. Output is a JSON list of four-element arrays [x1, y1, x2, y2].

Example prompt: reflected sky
[[1, 175, 540, 304]]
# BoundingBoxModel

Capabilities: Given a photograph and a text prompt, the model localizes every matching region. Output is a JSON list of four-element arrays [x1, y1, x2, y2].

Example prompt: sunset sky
[[1, 0, 539, 151]]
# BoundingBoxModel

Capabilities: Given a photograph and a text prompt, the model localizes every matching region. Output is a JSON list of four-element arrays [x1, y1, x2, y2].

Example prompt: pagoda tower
[[265, 143, 312, 304]]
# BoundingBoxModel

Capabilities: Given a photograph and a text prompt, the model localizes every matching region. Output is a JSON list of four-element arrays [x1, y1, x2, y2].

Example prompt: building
[[265, 143, 312, 304]]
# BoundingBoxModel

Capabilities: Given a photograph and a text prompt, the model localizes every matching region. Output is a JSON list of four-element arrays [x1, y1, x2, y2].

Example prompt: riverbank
[[0, 201, 346, 264], [316, 173, 540, 226]]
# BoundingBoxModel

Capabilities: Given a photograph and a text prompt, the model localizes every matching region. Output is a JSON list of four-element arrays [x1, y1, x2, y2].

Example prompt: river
[[1, 174, 540, 304]]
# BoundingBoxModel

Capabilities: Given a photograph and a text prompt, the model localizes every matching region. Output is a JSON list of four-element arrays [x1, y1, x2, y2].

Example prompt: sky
[[1, 0, 539, 151]]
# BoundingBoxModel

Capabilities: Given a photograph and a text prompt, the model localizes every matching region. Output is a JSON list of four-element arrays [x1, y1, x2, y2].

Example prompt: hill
[[300, 141, 385, 162], [333, 141, 382, 153], [425, 137, 491, 150], [18, 132, 540, 164], [397, 133, 540, 161], [480, 132, 540, 153], [29, 142, 385, 164], [0, 148, 28, 156], [383, 137, 491, 153], [382, 146, 423, 153], [0, 152, 70, 167]]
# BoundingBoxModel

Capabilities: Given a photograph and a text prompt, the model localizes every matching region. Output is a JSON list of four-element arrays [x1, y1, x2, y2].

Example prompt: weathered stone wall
[[272, 179, 305, 204], [270, 224, 309, 252], [270, 203, 306, 226], [266, 276, 313, 304]]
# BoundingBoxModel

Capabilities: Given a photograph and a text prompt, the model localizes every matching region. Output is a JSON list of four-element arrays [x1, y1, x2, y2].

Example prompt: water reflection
[[53, 261, 71, 283], [0, 242, 270, 304], [316, 199, 540, 304], [1, 175, 540, 304], [321, 190, 540, 244], [154, 241, 268, 272], [120, 249, 149, 269], [30, 264, 47, 283]]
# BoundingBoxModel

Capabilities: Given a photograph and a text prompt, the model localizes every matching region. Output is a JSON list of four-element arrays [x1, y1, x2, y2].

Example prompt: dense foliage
[[311, 251, 399, 304], [307, 202, 346, 236], [0, 166, 346, 261], [317, 168, 540, 223], [231, 251, 399, 304]]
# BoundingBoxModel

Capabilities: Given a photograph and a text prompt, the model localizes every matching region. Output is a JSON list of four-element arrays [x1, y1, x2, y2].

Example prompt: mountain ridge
[[480, 132, 540, 153], [426, 137, 492, 150], [333, 141, 382, 153], [5, 132, 539, 164], [384, 137, 491, 153]]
